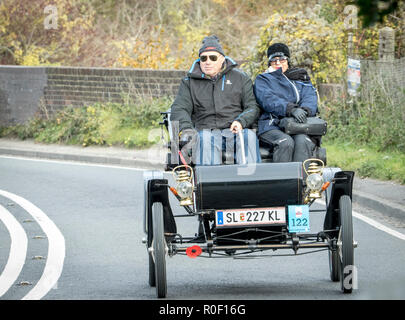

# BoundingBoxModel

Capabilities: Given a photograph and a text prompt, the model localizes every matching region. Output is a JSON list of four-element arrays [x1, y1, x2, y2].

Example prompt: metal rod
[[173, 242, 330, 252], [238, 130, 247, 165], [173, 213, 197, 217]]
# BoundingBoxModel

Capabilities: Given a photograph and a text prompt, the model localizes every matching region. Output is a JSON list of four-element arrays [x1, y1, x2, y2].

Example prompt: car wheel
[[152, 202, 167, 298], [338, 195, 354, 293], [147, 204, 155, 287], [328, 247, 340, 282], [148, 250, 156, 287]]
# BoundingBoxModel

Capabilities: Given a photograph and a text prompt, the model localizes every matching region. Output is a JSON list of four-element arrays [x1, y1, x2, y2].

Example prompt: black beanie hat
[[199, 35, 225, 56], [267, 43, 290, 60]]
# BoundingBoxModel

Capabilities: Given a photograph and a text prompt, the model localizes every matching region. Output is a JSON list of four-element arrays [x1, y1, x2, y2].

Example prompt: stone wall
[[0, 66, 186, 125]]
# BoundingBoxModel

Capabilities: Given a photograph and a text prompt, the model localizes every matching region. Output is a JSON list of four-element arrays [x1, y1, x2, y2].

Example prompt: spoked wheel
[[152, 202, 167, 298], [337, 195, 354, 293]]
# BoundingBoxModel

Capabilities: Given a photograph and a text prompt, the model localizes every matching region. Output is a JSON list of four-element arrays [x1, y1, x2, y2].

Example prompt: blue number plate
[[288, 205, 310, 233]]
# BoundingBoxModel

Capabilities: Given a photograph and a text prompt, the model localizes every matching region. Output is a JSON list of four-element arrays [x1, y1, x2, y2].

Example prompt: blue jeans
[[194, 128, 261, 166]]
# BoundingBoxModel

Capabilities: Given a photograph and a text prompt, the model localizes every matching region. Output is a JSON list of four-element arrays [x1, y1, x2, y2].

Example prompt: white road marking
[[0, 155, 149, 171], [0, 190, 65, 300], [0, 205, 28, 297], [352, 211, 405, 241], [315, 199, 405, 241]]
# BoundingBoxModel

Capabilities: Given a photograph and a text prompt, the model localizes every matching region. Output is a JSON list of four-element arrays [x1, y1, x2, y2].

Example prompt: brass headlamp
[[303, 158, 325, 203], [172, 165, 194, 206]]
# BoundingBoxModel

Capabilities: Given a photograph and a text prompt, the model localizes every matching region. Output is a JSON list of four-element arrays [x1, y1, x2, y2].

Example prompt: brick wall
[[0, 66, 186, 125], [0, 66, 47, 126], [4, 63, 397, 126]]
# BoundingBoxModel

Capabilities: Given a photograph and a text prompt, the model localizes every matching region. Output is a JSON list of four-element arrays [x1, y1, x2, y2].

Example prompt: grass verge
[[323, 140, 405, 184], [0, 96, 173, 149]]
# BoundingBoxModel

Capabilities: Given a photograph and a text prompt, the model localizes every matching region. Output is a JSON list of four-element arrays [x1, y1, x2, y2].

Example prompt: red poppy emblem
[[186, 245, 202, 258]]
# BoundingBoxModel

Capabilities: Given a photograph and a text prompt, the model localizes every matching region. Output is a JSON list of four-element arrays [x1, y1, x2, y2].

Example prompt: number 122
[[290, 218, 308, 227]]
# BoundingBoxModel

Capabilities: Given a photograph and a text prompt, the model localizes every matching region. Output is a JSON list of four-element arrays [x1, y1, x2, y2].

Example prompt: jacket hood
[[187, 56, 238, 79]]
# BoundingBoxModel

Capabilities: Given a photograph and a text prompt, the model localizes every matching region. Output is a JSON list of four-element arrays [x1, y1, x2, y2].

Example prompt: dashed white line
[[0, 190, 65, 300], [0, 204, 28, 297]]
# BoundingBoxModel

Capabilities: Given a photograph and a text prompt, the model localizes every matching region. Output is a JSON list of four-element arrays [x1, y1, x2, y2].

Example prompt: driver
[[170, 35, 261, 166], [253, 43, 318, 163]]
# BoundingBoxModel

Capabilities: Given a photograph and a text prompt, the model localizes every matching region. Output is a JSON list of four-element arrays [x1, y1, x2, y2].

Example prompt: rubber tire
[[338, 195, 354, 293], [152, 202, 167, 298], [148, 205, 155, 287], [148, 253, 155, 287], [329, 248, 340, 282]]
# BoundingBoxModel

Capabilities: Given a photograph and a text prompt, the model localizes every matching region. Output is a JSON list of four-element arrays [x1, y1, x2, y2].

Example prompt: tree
[[351, 0, 399, 27], [0, 0, 96, 65]]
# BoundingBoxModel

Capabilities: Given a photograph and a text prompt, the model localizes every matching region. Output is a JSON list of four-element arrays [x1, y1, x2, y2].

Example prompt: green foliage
[[1, 1, 403, 68], [321, 85, 405, 153], [324, 141, 405, 184], [0, 0, 97, 65], [112, 0, 280, 70], [0, 96, 173, 148], [354, 0, 400, 27], [243, 1, 403, 83], [243, 6, 348, 84]]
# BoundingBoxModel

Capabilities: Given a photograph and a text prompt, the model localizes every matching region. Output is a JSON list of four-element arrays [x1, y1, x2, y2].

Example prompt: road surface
[[1, 155, 405, 301]]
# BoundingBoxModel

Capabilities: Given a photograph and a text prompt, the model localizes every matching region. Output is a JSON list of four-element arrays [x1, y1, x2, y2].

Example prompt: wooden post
[[348, 32, 354, 58]]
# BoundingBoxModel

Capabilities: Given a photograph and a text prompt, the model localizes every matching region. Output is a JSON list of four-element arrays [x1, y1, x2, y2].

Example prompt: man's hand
[[230, 121, 243, 133], [179, 128, 197, 147]]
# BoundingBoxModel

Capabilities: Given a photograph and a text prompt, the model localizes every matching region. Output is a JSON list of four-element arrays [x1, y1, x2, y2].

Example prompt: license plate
[[215, 207, 286, 228], [288, 205, 310, 233]]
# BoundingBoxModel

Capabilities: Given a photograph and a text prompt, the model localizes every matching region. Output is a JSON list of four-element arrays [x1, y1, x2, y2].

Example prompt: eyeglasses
[[269, 56, 287, 64], [200, 55, 219, 62]]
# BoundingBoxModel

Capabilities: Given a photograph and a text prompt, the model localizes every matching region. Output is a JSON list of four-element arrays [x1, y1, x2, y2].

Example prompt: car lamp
[[172, 165, 194, 206], [306, 173, 324, 190], [303, 159, 325, 203]]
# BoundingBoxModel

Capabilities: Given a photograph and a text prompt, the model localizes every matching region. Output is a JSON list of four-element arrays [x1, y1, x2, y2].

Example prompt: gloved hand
[[291, 108, 307, 123]]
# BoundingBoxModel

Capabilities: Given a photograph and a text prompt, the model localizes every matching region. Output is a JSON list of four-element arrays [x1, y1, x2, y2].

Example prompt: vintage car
[[143, 111, 356, 298]]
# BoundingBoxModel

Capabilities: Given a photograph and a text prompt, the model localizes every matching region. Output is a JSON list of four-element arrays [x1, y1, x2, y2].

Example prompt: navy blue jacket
[[253, 67, 318, 136]]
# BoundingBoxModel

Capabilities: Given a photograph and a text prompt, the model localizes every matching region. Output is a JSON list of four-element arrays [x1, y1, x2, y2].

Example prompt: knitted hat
[[267, 43, 290, 61], [199, 35, 225, 56]]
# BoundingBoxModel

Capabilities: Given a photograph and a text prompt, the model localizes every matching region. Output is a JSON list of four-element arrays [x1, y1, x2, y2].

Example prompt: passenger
[[170, 35, 261, 166], [253, 43, 318, 163]]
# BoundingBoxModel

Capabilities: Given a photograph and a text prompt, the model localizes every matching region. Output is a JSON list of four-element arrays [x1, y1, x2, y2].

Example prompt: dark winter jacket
[[253, 67, 318, 136], [170, 57, 260, 133]]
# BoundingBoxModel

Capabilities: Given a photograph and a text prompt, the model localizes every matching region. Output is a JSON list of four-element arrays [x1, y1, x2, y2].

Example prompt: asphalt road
[[1, 155, 405, 301]]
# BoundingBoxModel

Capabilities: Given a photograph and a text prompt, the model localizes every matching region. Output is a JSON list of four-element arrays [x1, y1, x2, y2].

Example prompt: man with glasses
[[253, 43, 318, 163], [170, 35, 261, 166]]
